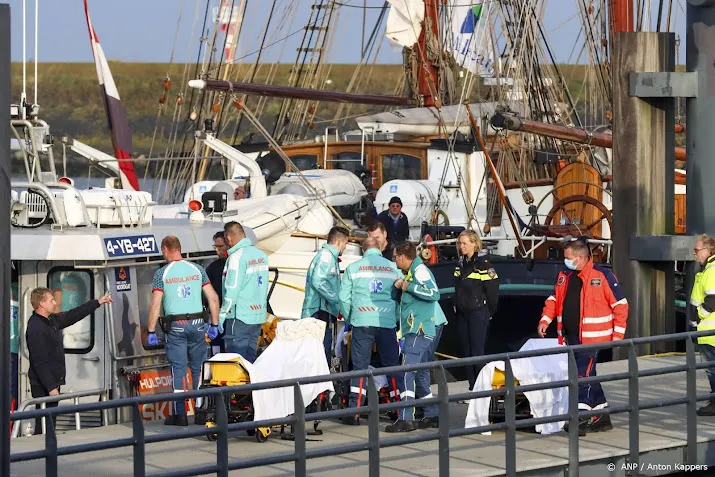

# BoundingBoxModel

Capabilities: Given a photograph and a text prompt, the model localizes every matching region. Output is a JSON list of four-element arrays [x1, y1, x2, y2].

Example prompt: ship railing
[[322, 126, 340, 168], [11, 181, 157, 229], [11, 389, 109, 439], [418, 235, 614, 261], [9, 329, 715, 477]]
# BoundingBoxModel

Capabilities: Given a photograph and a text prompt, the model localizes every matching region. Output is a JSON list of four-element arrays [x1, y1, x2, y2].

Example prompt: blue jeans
[[312, 310, 335, 364], [701, 344, 715, 393], [400, 332, 437, 421], [165, 320, 207, 415], [348, 326, 401, 409], [223, 319, 262, 363], [429, 324, 444, 357]]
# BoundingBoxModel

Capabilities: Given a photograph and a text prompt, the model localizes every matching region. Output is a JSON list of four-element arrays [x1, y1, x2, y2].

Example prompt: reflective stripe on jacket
[[219, 238, 269, 326], [454, 253, 499, 316], [339, 248, 401, 328], [399, 257, 445, 337], [301, 244, 341, 318], [692, 255, 715, 345], [539, 259, 628, 344]]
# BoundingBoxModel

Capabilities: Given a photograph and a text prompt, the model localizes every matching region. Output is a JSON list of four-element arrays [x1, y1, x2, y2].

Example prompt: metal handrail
[[11, 388, 107, 438], [10, 182, 65, 227], [9, 329, 715, 477]]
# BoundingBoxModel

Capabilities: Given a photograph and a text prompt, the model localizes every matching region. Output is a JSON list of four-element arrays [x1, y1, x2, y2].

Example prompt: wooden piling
[[611, 32, 676, 354]]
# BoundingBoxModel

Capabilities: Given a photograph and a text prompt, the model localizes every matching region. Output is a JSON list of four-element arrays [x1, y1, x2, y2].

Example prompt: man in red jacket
[[537, 238, 628, 434]]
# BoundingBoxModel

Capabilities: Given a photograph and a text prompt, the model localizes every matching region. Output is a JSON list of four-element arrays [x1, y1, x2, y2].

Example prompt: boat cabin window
[[289, 154, 319, 171], [48, 268, 94, 354], [381, 153, 422, 183], [330, 152, 365, 175]]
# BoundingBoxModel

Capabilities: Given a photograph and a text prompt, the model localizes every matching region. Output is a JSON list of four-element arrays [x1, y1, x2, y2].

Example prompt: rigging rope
[[236, 100, 352, 230]]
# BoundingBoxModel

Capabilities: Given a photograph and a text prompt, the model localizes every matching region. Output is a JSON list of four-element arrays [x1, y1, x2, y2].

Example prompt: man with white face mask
[[537, 237, 629, 435]]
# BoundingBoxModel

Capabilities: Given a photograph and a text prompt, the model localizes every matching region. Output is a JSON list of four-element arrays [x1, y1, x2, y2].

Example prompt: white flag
[[450, 1, 495, 78], [385, 0, 424, 48]]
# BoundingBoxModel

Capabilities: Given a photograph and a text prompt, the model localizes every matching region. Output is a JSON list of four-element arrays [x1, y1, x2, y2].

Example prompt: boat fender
[[420, 234, 438, 264], [63, 189, 86, 227]]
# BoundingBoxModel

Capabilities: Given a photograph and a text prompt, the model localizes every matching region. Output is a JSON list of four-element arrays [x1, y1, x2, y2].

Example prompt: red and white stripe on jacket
[[540, 259, 628, 344]]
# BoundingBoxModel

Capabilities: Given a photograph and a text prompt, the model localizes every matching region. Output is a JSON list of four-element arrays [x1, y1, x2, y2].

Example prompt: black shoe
[[194, 412, 207, 426], [697, 401, 715, 416], [384, 419, 416, 433], [583, 414, 612, 433], [164, 414, 188, 426], [417, 417, 439, 429], [563, 420, 587, 437], [340, 416, 360, 426]]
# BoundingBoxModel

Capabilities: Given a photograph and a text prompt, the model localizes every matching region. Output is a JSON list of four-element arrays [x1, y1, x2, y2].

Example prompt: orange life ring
[[421, 234, 438, 265]]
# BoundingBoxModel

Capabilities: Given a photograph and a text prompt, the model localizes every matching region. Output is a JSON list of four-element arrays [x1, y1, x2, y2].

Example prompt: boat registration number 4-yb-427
[[104, 235, 158, 258]]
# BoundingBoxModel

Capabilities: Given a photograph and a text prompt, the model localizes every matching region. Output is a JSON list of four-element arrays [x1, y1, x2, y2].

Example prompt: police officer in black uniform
[[454, 230, 499, 390]]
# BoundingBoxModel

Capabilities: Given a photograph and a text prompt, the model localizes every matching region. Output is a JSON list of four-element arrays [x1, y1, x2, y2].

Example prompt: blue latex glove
[[398, 338, 405, 353], [208, 324, 221, 341], [344, 323, 351, 333], [147, 332, 159, 346]]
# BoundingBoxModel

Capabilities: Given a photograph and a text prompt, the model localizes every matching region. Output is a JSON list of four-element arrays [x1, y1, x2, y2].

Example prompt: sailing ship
[[74, 0, 690, 358], [138, 0, 688, 357], [8, 0, 690, 434]]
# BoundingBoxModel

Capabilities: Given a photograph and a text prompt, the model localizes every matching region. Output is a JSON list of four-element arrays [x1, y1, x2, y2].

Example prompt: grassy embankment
[[11, 62, 681, 174]]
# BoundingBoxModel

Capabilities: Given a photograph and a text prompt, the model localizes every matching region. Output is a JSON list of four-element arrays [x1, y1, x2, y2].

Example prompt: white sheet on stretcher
[[464, 338, 569, 435], [207, 318, 334, 422]]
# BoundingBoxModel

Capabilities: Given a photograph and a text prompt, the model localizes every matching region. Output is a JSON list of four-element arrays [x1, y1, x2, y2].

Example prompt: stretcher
[[488, 368, 533, 422], [198, 317, 332, 442], [199, 356, 270, 442], [198, 356, 331, 442]]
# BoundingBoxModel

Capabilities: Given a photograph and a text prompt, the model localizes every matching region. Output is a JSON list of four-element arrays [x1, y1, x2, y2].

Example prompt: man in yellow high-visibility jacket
[[691, 234, 715, 416]]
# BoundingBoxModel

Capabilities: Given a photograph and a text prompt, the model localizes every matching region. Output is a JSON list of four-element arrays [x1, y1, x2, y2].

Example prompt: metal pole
[[0, 4, 12, 476], [367, 376, 380, 476]]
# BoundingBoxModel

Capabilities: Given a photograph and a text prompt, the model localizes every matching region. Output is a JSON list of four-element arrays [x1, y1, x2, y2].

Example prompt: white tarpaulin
[[449, 0, 495, 78], [464, 338, 569, 435], [385, 0, 424, 47], [206, 318, 334, 422], [355, 101, 525, 137]]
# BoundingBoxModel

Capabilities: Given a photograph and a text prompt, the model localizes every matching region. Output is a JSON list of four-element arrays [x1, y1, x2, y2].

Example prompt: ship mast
[[415, 0, 443, 107], [610, 0, 634, 34]]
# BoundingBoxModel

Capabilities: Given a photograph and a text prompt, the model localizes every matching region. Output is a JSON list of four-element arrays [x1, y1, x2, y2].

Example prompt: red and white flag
[[83, 0, 140, 191]]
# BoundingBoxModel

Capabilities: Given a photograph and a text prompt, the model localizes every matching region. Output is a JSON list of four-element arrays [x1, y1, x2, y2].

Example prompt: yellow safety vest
[[693, 255, 715, 345]]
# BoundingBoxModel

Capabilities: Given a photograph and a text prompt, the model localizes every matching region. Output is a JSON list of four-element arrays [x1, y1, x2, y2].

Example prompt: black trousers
[[457, 307, 491, 390], [31, 385, 59, 435]]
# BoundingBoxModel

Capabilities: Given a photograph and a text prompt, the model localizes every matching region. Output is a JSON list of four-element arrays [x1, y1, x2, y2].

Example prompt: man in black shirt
[[561, 273, 582, 340], [206, 231, 228, 303], [205, 231, 228, 354], [26, 287, 112, 434]]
